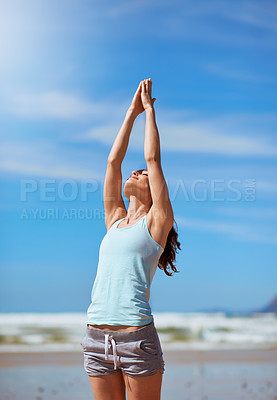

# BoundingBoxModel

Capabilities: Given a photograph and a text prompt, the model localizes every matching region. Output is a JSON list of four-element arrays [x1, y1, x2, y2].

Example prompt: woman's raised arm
[[104, 82, 144, 230], [142, 79, 174, 225]]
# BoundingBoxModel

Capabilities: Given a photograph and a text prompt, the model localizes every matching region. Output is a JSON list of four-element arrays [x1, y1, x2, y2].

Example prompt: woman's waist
[[87, 322, 150, 332]]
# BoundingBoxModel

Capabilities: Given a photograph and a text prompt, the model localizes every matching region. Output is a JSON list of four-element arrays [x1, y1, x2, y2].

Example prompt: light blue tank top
[[86, 214, 164, 326]]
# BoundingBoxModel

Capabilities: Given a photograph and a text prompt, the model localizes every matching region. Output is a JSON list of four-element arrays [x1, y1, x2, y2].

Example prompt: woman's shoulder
[[145, 210, 173, 250], [106, 212, 126, 232]]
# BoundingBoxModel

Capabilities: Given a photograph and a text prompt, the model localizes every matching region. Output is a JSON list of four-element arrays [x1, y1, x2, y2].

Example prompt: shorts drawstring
[[104, 334, 118, 370]]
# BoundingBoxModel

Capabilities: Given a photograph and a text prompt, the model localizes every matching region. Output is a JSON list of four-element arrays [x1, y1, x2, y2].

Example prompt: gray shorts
[[80, 320, 165, 377]]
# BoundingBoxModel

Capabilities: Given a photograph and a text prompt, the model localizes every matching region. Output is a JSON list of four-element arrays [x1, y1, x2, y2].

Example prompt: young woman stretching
[[81, 78, 181, 400]]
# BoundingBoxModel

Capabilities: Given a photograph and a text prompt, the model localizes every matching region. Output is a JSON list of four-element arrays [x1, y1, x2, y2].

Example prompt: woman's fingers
[[147, 78, 152, 95], [142, 80, 146, 93], [136, 81, 142, 94], [141, 78, 152, 96]]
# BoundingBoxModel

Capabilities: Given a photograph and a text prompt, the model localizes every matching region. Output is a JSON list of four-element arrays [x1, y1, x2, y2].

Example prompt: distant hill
[[195, 293, 277, 314], [194, 306, 252, 314], [259, 294, 277, 313]]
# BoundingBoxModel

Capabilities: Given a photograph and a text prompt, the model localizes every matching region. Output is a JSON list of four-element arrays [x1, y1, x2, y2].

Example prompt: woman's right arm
[[103, 108, 137, 231]]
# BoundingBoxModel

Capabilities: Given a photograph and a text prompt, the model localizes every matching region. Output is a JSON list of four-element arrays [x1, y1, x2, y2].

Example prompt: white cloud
[[215, 206, 277, 219], [176, 215, 277, 244], [78, 111, 277, 157], [222, 1, 277, 32], [0, 140, 101, 180], [107, 0, 277, 37], [204, 63, 277, 83], [157, 0, 277, 48], [4, 91, 126, 121], [107, 0, 152, 17], [4, 88, 277, 158], [159, 122, 277, 156], [257, 181, 277, 193]]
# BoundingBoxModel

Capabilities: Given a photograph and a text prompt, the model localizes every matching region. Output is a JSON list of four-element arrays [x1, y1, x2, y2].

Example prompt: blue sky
[[0, 0, 276, 313]]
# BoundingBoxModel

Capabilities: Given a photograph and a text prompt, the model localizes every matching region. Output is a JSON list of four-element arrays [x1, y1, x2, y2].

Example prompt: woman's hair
[[158, 219, 181, 276], [136, 168, 181, 277]]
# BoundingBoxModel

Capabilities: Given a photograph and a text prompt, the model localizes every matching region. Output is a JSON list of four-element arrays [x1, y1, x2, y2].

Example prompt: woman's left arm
[[142, 79, 174, 223]]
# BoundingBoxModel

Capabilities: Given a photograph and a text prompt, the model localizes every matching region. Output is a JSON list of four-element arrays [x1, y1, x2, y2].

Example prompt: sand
[[1, 348, 277, 367], [1, 349, 277, 399]]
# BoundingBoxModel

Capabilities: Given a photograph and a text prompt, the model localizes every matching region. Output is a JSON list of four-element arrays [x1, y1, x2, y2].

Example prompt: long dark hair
[[135, 168, 181, 277], [157, 219, 181, 276]]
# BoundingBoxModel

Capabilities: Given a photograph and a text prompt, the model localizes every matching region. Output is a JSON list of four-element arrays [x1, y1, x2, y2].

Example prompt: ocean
[[1, 311, 276, 352]]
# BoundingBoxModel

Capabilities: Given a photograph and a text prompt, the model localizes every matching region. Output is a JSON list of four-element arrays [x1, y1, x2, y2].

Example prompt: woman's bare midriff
[[87, 323, 149, 332]]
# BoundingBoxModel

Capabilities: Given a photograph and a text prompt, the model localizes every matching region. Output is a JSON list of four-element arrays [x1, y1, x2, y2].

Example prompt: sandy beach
[[1, 348, 277, 399]]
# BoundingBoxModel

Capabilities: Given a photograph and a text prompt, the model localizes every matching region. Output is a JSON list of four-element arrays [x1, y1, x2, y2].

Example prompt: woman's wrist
[[127, 107, 139, 119], [145, 106, 155, 115]]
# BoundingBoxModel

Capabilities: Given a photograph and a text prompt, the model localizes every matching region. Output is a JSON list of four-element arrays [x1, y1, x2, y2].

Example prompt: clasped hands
[[129, 78, 157, 117]]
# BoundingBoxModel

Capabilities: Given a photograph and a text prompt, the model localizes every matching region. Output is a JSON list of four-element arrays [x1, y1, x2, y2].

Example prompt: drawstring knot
[[104, 334, 119, 370]]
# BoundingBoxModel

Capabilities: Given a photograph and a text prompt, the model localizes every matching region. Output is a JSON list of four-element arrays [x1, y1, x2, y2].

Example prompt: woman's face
[[130, 169, 148, 179], [124, 169, 151, 202]]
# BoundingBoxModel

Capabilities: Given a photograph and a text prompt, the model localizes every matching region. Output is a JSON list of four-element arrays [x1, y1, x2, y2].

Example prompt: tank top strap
[[109, 217, 125, 231]]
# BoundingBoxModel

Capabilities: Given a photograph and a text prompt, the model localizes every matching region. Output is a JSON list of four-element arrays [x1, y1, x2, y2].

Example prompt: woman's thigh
[[122, 370, 163, 400], [88, 370, 126, 400]]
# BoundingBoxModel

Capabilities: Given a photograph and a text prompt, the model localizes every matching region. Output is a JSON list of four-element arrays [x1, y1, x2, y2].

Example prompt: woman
[[81, 78, 181, 400]]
